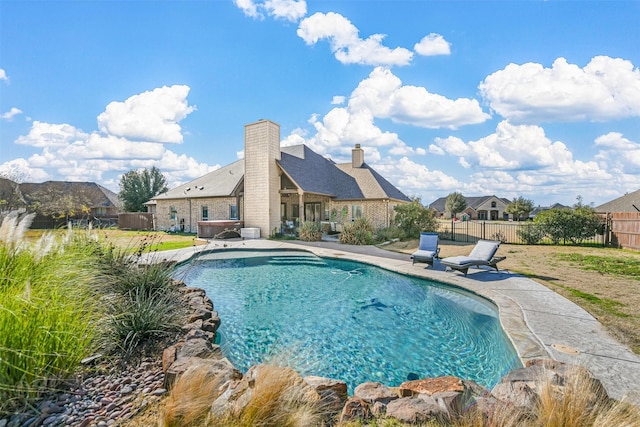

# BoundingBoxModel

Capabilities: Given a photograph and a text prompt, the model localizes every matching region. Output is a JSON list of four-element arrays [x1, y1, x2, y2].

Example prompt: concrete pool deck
[[153, 238, 640, 405]]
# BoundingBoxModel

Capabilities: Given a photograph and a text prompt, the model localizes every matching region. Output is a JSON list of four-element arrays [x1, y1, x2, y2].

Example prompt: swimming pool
[[174, 250, 521, 391]]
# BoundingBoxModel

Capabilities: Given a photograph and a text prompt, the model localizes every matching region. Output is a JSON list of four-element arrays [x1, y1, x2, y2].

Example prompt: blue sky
[[1, 0, 639, 207]]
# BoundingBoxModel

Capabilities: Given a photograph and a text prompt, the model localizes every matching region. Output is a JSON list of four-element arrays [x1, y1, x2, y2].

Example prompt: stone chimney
[[243, 119, 281, 238], [352, 144, 364, 168]]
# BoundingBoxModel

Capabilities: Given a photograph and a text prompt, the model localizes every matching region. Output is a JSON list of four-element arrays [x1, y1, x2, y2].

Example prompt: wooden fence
[[118, 213, 154, 230], [606, 212, 640, 250]]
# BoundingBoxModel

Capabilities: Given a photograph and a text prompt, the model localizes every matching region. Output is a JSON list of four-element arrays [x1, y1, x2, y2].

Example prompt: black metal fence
[[435, 220, 608, 246]]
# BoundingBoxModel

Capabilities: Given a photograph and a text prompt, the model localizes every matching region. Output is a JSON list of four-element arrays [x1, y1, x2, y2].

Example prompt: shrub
[[373, 226, 406, 243], [489, 230, 507, 243], [0, 214, 102, 414], [534, 206, 603, 245], [298, 221, 323, 242], [340, 217, 374, 245], [517, 223, 545, 245], [393, 199, 437, 239]]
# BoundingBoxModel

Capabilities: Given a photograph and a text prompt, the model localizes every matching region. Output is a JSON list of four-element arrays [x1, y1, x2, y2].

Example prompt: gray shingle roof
[[153, 160, 244, 200], [595, 189, 640, 213], [335, 163, 410, 202], [428, 195, 510, 211], [18, 181, 122, 211], [278, 146, 364, 199]]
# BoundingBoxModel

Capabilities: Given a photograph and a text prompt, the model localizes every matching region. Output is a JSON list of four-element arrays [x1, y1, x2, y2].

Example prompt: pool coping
[[148, 239, 640, 405]]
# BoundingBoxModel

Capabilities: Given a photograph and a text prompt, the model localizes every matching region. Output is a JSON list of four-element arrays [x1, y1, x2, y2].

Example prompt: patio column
[[299, 191, 305, 223]]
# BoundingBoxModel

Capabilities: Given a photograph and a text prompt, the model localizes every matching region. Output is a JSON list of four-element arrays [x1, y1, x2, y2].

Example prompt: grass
[[555, 252, 640, 279], [0, 218, 190, 415], [0, 215, 103, 413]]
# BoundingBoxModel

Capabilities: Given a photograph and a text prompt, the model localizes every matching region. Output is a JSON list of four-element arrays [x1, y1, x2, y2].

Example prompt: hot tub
[[197, 220, 243, 239]]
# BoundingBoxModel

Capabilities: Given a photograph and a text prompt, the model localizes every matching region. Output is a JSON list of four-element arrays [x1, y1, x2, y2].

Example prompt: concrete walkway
[[151, 238, 640, 405]]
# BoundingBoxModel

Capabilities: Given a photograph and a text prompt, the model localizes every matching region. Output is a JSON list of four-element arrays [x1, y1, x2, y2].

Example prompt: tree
[[534, 202, 602, 245], [119, 167, 168, 212], [445, 192, 467, 219], [506, 196, 534, 221], [394, 198, 437, 239]]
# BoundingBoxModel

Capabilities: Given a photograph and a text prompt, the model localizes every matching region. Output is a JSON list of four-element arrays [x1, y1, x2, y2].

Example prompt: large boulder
[[353, 382, 398, 405], [385, 396, 447, 424]]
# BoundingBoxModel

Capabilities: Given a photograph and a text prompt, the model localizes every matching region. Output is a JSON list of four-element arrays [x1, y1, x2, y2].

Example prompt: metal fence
[[434, 219, 607, 246]]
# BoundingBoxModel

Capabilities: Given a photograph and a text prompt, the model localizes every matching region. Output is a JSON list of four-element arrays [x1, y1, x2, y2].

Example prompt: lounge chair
[[440, 239, 506, 276], [411, 232, 440, 267]]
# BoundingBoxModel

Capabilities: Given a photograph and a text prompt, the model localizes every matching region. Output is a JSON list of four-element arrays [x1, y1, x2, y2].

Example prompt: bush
[[298, 221, 323, 242], [534, 206, 603, 245], [373, 226, 406, 243], [393, 199, 437, 239], [340, 217, 374, 245], [517, 223, 545, 244], [0, 214, 102, 414]]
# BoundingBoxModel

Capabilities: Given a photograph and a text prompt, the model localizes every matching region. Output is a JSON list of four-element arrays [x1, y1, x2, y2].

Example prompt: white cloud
[[97, 85, 196, 144], [0, 158, 49, 182], [1, 107, 23, 121], [8, 85, 217, 189], [264, 0, 306, 21], [331, 96, 345, 105], [351, 67, 490, 129], [595, 132, 640, 174], [479, 56, 640, 123], [297, 12, 413, 66], [394, 157, 462, 193], [0, 69, 7, 81], [234, 0, 262, 19], [16, 121, 90, 148], [414, 33, 451, 56], [280, 127, 308, 147], [433, 121, 572, 170]]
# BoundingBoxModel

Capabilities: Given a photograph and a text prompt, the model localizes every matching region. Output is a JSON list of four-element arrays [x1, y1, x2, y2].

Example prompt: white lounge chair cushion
[[467, 240, 500, 261], [411, 249, 437, 260]]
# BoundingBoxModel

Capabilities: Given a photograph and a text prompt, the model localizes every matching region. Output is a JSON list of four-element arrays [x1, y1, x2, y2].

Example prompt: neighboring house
[[18, 181, 121, 227], [428, 195, 512, 220], [148, 119, 411, 237], [594, 189, 640, 213], [529, 203, 572, 219]]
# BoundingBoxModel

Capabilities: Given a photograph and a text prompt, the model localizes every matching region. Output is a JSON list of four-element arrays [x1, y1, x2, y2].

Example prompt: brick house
[[429, 195, 512, 221], [148, 119, 411, 237]]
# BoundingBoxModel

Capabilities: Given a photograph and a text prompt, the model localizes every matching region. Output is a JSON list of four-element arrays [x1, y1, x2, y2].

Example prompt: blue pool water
[[174, 250, 521, 391]]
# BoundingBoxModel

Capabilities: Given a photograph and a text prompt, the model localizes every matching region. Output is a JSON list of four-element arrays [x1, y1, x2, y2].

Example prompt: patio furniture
[[411, 232, 440, 268], [440, 239, 505, 276]]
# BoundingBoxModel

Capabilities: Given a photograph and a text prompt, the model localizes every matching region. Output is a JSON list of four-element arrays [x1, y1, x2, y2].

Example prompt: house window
[[304, 202, 321, 222], [201, 205, 209, 221], [478, 211, 487, 220], [170, 206, 177, 220], [351, 204, 362, 221], [292, 204, 299, 223], [491, 201, 497, 208], [230, 205, 238, 220]]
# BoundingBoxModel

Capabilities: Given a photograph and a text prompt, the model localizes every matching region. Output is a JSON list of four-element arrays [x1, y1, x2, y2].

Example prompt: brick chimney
[[352, 144, 364, 168]]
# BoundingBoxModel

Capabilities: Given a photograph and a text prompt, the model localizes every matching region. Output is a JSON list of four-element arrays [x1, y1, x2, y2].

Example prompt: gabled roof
[[19, 181, 121, 210], [428, 195, 510, 212], [335, 162, 411, 202], [152, 160, 244, 200], [595, 189, 640, 213], [278, 145, 364, 199]]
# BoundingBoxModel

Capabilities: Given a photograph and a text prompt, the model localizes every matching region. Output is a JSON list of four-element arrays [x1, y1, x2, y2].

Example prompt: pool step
[[267, 256, 327, 266]]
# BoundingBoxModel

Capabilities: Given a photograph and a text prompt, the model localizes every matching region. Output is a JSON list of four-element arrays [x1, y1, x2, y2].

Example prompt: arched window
[[491, 201, 497, 208]]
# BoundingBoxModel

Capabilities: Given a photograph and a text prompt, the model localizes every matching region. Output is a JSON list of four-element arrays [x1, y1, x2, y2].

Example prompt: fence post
[[451, 218, 455, 241], [481, 221, 485, 240]]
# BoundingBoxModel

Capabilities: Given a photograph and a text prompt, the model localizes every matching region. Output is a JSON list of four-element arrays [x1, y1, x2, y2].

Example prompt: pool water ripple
[[175, 251, 521, 392]]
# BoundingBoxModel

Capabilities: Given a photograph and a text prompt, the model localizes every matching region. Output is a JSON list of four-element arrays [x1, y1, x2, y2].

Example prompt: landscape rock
[[385, 395, 446, 424], [353, 381, 398, 404], [338, 397, 372, 424]]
